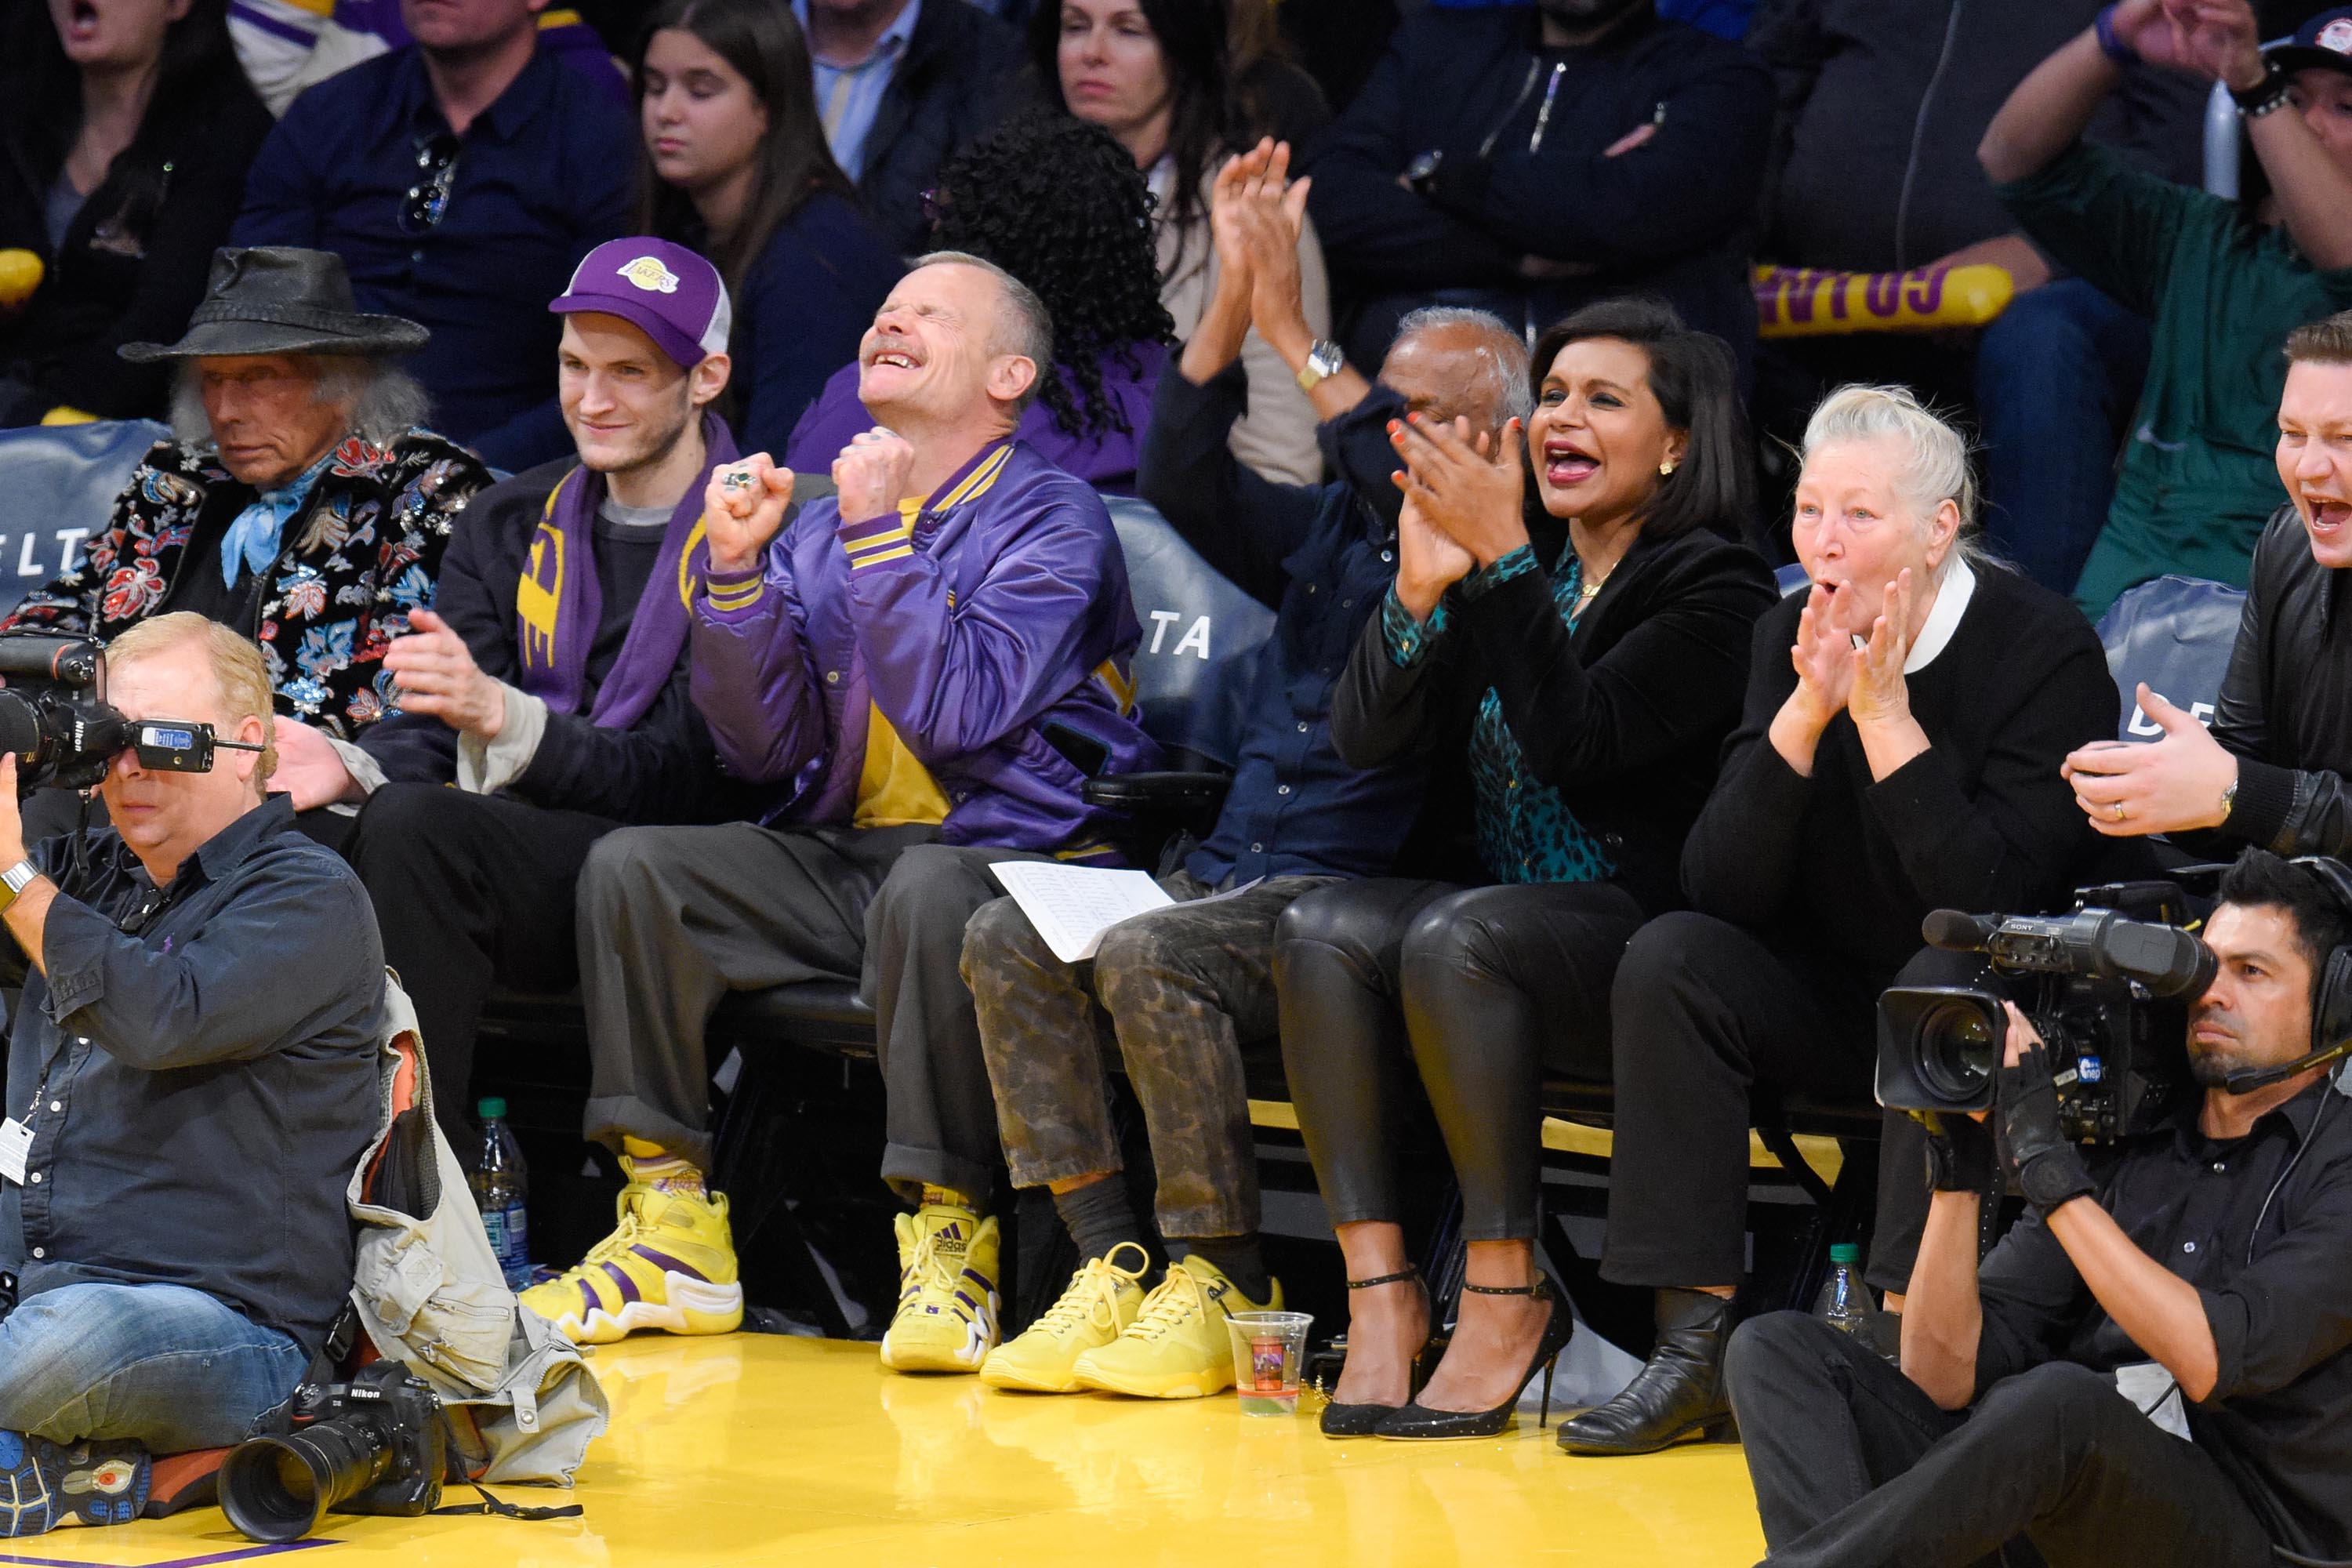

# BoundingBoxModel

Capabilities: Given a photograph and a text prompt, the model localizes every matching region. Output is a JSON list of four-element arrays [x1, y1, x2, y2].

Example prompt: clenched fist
[[833, 426, 918, 526], [705, 452, 795, 575]]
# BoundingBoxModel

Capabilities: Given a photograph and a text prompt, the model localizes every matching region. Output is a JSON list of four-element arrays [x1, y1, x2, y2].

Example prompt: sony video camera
[[219, 1361, 451, 1543], [0, 632, 268, 793], [1876, 883, 2211, 1143]]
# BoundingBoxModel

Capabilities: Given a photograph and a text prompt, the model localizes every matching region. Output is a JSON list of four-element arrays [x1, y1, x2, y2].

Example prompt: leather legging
[[1274, 877, 1646, 1242]]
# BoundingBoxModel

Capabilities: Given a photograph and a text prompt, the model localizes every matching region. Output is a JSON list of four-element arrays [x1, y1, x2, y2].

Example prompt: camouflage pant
[[960, 871, 1341, 1240]]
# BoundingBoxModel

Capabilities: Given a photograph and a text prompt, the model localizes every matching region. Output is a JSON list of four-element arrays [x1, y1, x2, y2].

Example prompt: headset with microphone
[[2220, 855, 2352, 1096]]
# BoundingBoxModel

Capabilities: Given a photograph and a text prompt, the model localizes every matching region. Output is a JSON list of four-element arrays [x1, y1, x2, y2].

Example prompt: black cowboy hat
[[118, 247, 430, 363]]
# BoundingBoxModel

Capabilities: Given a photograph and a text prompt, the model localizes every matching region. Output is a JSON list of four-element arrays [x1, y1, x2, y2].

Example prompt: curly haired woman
[[784, 111, 1175, 491]]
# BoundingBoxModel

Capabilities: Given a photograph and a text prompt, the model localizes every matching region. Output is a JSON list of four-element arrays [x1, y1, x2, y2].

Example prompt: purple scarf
[[515, 412, 738, 730]]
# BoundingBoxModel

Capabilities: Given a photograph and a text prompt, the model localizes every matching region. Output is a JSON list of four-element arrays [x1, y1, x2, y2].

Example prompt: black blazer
[[1331, 520, 1777, 915], [0, 74, 272, 421]]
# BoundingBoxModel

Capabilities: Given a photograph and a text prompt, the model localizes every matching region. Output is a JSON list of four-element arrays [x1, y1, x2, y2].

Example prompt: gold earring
[[1659, 459, 1677, 476]]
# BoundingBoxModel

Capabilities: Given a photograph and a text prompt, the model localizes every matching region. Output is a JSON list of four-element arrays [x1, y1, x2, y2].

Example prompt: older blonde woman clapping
[[1559, 385, 2122, 1459]]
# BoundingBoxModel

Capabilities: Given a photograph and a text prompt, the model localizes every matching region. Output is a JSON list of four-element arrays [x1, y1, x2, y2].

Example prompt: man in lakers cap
[[338, 237, 757, 1222]]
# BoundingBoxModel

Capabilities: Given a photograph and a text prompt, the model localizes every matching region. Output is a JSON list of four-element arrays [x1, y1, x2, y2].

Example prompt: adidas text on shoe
[[880, 1205, 1001, 1374]]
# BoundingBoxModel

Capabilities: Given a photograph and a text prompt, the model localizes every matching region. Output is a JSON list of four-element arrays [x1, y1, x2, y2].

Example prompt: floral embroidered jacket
[[0, 431, 489, 739]]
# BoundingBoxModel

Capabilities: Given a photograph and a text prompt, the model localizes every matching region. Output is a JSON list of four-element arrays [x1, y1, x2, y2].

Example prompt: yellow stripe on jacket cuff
[[704, 571, 764, 612]]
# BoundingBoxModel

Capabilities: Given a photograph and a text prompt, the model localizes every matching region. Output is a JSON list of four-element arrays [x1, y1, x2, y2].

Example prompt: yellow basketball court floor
[[0, 1334, 1768, 1567]]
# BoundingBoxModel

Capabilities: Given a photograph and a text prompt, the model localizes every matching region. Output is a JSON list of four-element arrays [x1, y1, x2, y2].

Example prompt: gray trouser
[[577, 822, 1042, 1200], [960, 870, 1339, 1240]]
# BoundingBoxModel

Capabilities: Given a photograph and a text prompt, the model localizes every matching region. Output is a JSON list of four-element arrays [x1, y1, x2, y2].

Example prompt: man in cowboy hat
[[0, 245, 489, 838]]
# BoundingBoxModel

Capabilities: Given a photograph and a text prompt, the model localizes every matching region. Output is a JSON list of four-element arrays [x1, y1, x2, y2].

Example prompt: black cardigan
[[0, 74, 273, 422], [1331, 521, 1777, 916], [1683, 562, 2120, 996]]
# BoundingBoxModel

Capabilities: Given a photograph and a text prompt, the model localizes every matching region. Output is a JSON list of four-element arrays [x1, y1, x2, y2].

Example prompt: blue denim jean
[[0, 1283, 307, 1453], [1976, 277, 2153, 597]]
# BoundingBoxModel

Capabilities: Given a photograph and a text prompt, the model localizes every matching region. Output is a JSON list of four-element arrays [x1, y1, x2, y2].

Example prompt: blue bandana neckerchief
[[220, 447, 336, 588]]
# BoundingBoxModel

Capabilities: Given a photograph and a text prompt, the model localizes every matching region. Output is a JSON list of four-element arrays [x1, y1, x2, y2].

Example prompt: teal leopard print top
[[1381, 543, 1617, 885]]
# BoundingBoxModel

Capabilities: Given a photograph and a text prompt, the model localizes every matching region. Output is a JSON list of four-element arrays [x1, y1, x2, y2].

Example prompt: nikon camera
[[220, 1362, 450, 1543], [1876, 883, 2212, 1144]]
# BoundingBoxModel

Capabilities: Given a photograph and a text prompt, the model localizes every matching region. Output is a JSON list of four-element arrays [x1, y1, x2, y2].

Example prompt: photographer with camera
[[2063, 310, 2352, 857], [0, 612, 383, 1539], [1727, 849, 2352, 1568]]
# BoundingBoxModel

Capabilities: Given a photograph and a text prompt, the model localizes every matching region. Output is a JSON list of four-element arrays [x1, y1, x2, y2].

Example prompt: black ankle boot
[[1555, 1287, 1737, 1456]]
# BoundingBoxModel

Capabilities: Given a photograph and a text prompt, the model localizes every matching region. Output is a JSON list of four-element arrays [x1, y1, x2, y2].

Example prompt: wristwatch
[[1296, 339, 1346, 393], [0, 858, 38, 914], [2219, 772, 2240, 825]]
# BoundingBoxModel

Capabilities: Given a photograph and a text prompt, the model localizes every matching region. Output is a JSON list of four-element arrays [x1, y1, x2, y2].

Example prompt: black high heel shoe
[[1372, 1274, 1574, 1441], [1319, 1269, 1443, 1438]]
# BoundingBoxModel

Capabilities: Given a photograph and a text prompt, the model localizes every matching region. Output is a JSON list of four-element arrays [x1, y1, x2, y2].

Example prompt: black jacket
[[1300, 4, 1771, 374], [1750, 0, 2205, 272], [1332, 522, 1776, 917], [857, 0, 1031, 254], [359, 459, 738, 826], [1685, 563, 2118, 994], [2209, 506, 2352, 857], [0, 74, 273, 422]]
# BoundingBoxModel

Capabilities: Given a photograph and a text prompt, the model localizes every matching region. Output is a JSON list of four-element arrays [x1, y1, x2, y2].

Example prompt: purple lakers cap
[[549, 238, 732, 369]]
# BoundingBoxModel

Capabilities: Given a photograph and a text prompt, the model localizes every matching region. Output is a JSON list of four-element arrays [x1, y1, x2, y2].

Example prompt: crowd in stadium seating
[[12, 0, 2352, 1560]]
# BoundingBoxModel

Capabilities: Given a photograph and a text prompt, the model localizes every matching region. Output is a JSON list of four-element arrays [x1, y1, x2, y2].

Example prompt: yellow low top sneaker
[[981, 1242, 1150, 1393], [1072, 1256, 1281, 1399], [518, 1168, 743, 1345], [879, 1204, 1001, 1374]]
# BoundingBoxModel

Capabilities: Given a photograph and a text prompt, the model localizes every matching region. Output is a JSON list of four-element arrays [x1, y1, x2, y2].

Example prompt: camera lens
[[220, 1418, 394, 1544], [1917, 998, 2000, 1103]]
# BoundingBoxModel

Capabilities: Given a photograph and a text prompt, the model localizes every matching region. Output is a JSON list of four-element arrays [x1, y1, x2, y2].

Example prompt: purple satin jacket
[[690, 437, 1161, 856], [782, 344, 1165, 494]]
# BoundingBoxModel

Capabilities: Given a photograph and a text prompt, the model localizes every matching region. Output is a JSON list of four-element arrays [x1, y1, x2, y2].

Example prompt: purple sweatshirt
[[690, 437, 1161, 856]]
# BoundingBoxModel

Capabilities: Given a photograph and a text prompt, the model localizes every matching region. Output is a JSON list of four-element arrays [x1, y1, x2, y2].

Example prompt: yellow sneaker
[[517, 1163, 743, 1345], [1072, 1256, 1280, 1399], [878, 1203, 1001, 1374], [981, 1242, 1150, 1392]]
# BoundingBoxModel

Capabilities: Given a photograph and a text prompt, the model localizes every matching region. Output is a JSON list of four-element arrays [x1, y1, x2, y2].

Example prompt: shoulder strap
[[430, 1482, 584, 1523]]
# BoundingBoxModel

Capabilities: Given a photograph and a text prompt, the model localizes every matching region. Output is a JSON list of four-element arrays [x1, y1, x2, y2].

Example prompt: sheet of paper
[[989, 862, 1177, 964]]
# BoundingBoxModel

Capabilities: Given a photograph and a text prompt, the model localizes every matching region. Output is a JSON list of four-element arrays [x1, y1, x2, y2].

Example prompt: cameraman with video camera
[[0, 613, 382, 1540], [1727, 849, 2352, 1568]]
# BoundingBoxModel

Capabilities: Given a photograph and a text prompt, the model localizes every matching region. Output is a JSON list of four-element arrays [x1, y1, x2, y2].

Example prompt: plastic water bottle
[[471, 1098, 532, 1290], [1813, 1242, 1875, 1342]]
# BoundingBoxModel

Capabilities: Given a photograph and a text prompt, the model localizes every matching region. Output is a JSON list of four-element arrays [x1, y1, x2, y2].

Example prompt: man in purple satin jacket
[[519, 252, 1158, 1349]]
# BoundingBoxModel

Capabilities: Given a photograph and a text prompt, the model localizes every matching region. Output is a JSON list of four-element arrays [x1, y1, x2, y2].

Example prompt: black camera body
[[0, 634, 130, 792], [0, 631, 273, 793], [1877, 883, 2210, 1143], [220, 1361, 451, 1543]]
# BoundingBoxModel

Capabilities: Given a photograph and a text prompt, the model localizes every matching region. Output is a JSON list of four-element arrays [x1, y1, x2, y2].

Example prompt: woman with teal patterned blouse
[[1275, 299, 1777, 1440]]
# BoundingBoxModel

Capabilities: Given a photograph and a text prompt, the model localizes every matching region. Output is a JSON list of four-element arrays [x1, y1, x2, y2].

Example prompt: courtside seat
[[2092, 572, 2247, 742], [0, 419, 169, 619]]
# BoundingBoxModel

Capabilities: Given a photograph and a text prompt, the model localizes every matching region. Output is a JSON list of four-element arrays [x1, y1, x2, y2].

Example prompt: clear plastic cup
[[1226, 1310, 1314, 1415]]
